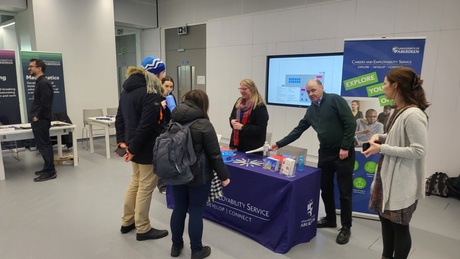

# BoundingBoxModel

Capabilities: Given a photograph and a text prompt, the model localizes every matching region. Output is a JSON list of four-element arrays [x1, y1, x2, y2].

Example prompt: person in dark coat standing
[[229, 78, 269, 152], [169, 89, 230, 259], [29, 58, 56, 182], [115, 64, 168, 241], [271, 78, 356, 245]]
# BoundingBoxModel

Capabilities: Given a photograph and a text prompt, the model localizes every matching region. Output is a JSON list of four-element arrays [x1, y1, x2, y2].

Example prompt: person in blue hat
[[141, 56, 166, 80], [141, 56, 171, 195]]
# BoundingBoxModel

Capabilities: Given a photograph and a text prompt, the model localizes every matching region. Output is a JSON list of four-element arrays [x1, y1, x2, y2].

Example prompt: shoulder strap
[[385, 106, 413, 133]]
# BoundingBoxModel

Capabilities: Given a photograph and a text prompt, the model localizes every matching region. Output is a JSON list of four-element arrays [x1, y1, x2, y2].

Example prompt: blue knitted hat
[[141, 56, 166, 75]]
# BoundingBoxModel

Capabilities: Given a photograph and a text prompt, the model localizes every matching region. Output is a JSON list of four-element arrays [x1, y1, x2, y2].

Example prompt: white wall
[[141, 28, 162, 59], [27, 0, 118, 136], [114, 0, 157, 29], [158, 0, 460, 177]]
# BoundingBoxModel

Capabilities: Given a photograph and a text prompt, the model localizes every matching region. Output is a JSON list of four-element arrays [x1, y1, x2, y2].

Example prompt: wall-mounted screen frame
[[265, 52, 344, 108]]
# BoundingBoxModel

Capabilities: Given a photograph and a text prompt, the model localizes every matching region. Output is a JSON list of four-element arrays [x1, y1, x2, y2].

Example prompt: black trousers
[[318, 147, 355, 228], [32, 119, 55, 173]]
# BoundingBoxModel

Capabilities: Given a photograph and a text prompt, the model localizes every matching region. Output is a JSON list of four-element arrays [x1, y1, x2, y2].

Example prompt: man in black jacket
[[29, 58, 56, 182], [115, 64, 168, 241]]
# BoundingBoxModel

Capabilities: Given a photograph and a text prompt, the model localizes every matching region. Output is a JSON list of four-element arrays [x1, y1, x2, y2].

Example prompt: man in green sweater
[[271, 78, 356, 245]]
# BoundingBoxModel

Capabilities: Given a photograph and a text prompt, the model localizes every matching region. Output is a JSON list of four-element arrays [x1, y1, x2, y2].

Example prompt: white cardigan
[[376, 107, 427, 212]]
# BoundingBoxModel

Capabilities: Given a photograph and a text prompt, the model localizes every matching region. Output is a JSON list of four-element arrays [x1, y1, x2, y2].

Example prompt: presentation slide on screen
[[266, 54, 343, 107]]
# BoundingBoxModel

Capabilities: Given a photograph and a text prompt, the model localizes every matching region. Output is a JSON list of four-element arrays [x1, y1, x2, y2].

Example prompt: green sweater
[[277, 93, 356, 150]]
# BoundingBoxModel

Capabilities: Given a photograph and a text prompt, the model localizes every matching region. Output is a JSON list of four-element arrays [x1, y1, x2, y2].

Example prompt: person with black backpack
[[168, 89, 230, 259]]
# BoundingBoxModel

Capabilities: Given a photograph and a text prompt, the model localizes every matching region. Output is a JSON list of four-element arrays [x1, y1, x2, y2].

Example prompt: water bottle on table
[[263, 141, 270, 157], [297, 155, 304, 172]]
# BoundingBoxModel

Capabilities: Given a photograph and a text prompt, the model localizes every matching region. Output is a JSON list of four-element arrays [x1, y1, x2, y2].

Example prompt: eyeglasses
[[238, 87, 249, 91], [28, 65, 36, 68]]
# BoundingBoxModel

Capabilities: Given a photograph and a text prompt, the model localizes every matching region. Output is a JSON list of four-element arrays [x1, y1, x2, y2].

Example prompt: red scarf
[[233, 100, 253, 147]]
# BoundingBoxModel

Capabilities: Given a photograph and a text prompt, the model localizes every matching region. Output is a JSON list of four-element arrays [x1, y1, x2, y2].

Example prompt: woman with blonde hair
[[229, 78, 269, 152]]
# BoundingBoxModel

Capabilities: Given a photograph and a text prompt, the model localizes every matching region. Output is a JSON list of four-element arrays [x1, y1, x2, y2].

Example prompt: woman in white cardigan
[[362, 67, 430, 259]]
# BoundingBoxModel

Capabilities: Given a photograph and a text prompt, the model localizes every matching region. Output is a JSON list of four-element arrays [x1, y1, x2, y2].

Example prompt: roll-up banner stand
[[0, 50, 21, 125], [0, 50, 22, 150], [336, 38, 426, 219], [20, 51, 67, 121]]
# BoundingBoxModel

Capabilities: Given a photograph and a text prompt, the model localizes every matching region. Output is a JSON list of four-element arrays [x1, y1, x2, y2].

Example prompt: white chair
[[82, 108, 104, 149], [277, 145, 308, 164], [106, 107, 118, 116]]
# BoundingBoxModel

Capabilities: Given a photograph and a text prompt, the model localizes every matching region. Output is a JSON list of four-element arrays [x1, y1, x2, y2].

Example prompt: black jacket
[[229, 100, 269, 152], [115, 68, 163, 164], [30, 75, 54, 121], [172, 100, 230, 186]]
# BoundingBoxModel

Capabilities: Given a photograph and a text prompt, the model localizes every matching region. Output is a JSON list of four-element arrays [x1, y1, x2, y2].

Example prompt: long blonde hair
[[235, 78, 265, 109]]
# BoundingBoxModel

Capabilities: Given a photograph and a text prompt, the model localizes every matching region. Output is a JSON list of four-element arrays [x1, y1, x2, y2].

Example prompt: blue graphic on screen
[[283, 74, 323, 103], [266, 53, 343, 108]]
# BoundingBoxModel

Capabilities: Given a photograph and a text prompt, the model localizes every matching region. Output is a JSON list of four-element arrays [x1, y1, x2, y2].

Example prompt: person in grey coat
[[363, 67, 430, 259]]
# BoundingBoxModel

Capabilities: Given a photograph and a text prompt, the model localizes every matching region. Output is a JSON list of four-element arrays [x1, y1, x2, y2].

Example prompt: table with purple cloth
[[166, 152, 322, 253]]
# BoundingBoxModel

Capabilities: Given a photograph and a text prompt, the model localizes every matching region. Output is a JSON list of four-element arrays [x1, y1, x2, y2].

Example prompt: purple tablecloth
[[166, 152, 321, 253]]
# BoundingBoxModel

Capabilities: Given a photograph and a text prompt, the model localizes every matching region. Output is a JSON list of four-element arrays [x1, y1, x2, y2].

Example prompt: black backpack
[[152, 119, 200, 185], [447, 175, 460, 200], [425, 172, 449, 197]]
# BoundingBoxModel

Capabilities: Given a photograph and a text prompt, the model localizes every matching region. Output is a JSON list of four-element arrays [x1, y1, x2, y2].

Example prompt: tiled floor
[[0, 138, 459, 259]]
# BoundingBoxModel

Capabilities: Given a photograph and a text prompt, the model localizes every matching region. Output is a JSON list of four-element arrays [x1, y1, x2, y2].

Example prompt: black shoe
[[317, 217, 337, 228], [120, 223, 135, 234], [34, 169, 44, 176], [336, 227, 351, 244], [33, 172, 57, 182], [136, 228, 168, 241], [191, 246, 211, 259], [170, 244, 183, 257]]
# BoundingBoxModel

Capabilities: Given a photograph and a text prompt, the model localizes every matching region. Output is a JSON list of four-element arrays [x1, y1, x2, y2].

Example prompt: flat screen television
[[265, 52, 344, 108]]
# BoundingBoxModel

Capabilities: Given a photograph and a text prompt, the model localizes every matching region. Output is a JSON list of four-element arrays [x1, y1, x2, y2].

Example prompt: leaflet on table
[[0, 126, 19, 132], [95, 117, 113, 121], [245, 146, 264, 154], [263, 155, 284, 172], [280, 158, 296, 177]]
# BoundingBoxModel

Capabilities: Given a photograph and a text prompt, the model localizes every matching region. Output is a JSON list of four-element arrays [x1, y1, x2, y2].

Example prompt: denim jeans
[[170, 180, 211, 252], [31, 119, 55, 173]]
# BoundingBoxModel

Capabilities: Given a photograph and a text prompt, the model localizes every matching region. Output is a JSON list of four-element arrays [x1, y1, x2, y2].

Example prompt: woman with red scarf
[[229, 79, 269, 153]]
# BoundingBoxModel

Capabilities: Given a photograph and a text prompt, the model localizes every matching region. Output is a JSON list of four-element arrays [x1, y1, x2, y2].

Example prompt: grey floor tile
[[0, 137, 459, 258]]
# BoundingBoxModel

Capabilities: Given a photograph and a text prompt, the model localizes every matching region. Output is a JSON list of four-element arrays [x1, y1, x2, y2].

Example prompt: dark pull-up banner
[[20, 51, 67, 121], [0, 50, 21, 125]]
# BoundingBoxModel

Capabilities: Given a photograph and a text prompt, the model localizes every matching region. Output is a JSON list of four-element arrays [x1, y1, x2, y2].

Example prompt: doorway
[[165, 24, 206, 101], [115, 27, 141, 95]]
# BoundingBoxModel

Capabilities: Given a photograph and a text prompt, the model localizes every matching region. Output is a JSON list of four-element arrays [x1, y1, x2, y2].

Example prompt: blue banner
[[0, 50, 21, 125], [20, 51, 67, 121], [341, 38, 426, 106], [336, 38, 426, 218], [335, 151, 380, 217]]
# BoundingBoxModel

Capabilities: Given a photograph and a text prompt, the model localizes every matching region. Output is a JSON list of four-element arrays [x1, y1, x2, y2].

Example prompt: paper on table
[[245, 146, 264, 154]]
